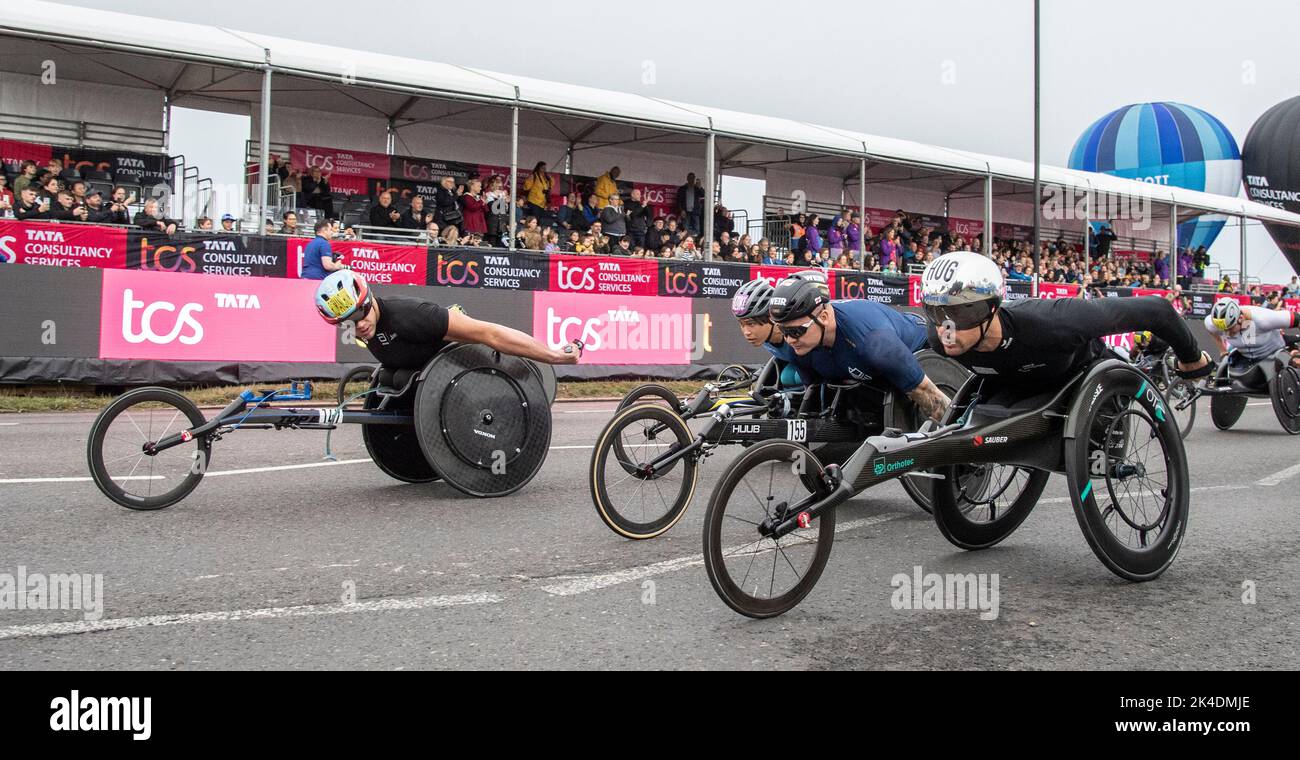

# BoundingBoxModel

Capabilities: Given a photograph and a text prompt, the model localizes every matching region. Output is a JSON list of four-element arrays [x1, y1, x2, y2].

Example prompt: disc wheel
[[590, 403, 699, 539], [1210, 393, 1247, 430], [87, 387, 210, 510], [1271, 364, 1300, 435], [703, 440, 835, 618]]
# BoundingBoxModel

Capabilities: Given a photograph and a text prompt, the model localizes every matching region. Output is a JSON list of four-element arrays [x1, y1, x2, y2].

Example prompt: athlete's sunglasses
[[923, 300, 995, 331], [779, 306, 824, 340]]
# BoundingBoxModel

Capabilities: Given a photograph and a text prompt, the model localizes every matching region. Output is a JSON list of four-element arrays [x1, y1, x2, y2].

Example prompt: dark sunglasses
[[923, 300, 995, 331], [779, 308, 823, 340]]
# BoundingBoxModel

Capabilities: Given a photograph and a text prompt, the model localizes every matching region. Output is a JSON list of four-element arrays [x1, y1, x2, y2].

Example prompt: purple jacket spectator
[[1176, 252, 1192, 278], [845, 222, 861, 253], [879, 238, 900, 267], [827, 227, 844, 252], [806, 224, 823, 254], [1154, 255, 1170, 281]]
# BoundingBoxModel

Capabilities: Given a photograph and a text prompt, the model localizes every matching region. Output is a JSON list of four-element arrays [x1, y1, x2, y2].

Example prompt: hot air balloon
[[1242, 96, 1300, 275], [1069, 102, 1242, 252]]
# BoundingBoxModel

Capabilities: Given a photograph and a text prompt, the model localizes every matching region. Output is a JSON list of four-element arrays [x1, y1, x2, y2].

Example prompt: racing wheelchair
[[87, 344, 558, 510], [588, 351, 969, 539], [1180, 346, 1300, 435], [701, 357, 1191, 618]]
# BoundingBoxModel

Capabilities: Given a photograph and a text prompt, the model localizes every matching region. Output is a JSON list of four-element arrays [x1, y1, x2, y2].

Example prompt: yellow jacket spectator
[[594, 166, 620, 206], [523, 162, 551, 213]]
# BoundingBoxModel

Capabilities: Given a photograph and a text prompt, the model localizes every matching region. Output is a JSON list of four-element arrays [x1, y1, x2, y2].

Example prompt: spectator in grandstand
[[220, 214, 237, 232], [82, 191, 114, 224], [301, 219, 346, 280], [676, 173, 704, 236], [826, 217, 845, 259], [716, 230, 735, 259], [1153, 251, 1169, 283], [599, 193, 627, 246], [594, 166, 620, 207], [1217, 274, 1234, 293], [736, 233, 753, 257], [519, 216, 545, 251], [101, 186, 133, 225], [523, 162, 551, 218], [564, 230, 580, 251], [434, 176, 464, 229], [557, 191, 583, 232], [615, 236, 634, 257], [441, 225, 462, 247], [268, 154, 290, 184], [134, 198, 178, 235], [369, 191, 403, 228], [879, 227, 901, 268], [458, 178, 487, 237], [1265, 290, 1283, 309], [833, 252, 852, 269], [302, 167, 334, 220], [196, 216, 213, 231], [283, 169, 302, 195], [1284, 276, 1300, 298], [46, 190, 87, 222], [713, 204, 735, 239], [37, 175, 60, 206], [14, 185, 47, 220], [0, 175, 12, 213], [579, 194, 601, 231], [12, 161, 38, 196], [424, 220, 440, 243], [484, 175, 510, 243], [754, 238, 776, 265], [591, 222, 612, 255], [624, 188, 653, 250], [402, 194, 433, 230], [279, 211, 300, 236], [544, 231, 562, 253], [645, 217, 668, 250], [1192, 246, 1210, 278], [1094, 221, 1117, 259]]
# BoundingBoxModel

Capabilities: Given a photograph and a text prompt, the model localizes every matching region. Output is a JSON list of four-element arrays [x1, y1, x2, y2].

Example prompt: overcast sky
[[48, 0, 1300, 280]]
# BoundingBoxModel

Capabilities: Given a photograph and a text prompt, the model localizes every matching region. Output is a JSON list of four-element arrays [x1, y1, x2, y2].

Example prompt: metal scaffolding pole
[[1031, 0, 1041, 297], [703, 132, 716, 261], [257, 63, 272, 229], [859, 157, 867, 270], [983, 173, 993, 256], [509, 105, 519, 250], [1169, 203, 1178, 286], [1240, 215, 1248, 284]]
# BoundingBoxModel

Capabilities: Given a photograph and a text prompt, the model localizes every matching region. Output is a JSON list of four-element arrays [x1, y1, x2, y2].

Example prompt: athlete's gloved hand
[[1174, 351, 1214, 380]]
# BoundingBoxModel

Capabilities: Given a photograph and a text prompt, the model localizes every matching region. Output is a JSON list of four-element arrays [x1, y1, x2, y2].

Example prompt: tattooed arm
[[906, 376, 951, 423]]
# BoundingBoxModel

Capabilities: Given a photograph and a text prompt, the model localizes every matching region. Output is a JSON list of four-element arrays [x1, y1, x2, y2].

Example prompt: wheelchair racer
[[919, 251, 1211, 391], [1204, 297, 1300, 375], [768, 271, 953, 422], [731, 277, 805, 390], [313, 269, 581, 371]]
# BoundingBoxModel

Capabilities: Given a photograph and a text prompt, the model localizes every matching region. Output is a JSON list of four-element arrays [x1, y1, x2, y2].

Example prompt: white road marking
[[0, 592, 502, 641], [203, 459, 370, 477], [539, 513, 905, 596], [559, 409, 618, 414], [1035, 483, 1252, 505], [0, 475, 164, 484], [0, 423, 19, 426], [1246, 402, 1271, 407], [1257, 462, 1300, 487]]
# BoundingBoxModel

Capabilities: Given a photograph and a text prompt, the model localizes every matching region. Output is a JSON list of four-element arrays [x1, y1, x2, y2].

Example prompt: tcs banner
[[533, 291, 695, 364], [292, 238, 426, 285], [127, 232, 288, 277], [0, 220, 126, 268], [99, 269, 334, 362], [548, 255, 658, 296]]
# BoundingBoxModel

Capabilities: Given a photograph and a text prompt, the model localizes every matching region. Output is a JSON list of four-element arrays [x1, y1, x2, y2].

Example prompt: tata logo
[[214, 293, 261, 309], [606, 307, 640, 323], [485, 256, 511, 266], [118, 157, 146, 169], [555, 261, 596, 291], [664, 270, 698, 295], [202, 240, 237, 252], [26, 229, 65, 242], [598, 262, 621, 272], [121, 289, 203, 345], [436, 255, 479, 286]]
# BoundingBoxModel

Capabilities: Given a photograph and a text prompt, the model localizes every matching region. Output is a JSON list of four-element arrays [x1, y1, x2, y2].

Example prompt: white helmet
[[1209, 297, 1241, 332], [920, 251, 1005, 330]]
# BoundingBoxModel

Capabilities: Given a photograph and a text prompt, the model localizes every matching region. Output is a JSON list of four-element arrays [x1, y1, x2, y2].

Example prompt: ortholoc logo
[[664, 270, 699, 295], [436, 255, 480, 286], [121, 288, 203, 345], [556, 261, 597, 291]]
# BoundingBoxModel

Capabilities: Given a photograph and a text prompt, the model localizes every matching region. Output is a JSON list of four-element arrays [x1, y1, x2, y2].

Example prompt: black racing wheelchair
[[87, 344, 558, 510], [701, 357, 1192, 618], [1180, 346, 1300, 435], [588, 351, 969, 539]]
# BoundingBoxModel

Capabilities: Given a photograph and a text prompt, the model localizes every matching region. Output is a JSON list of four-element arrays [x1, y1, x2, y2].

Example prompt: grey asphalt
[[0, 398, 1296, 670]]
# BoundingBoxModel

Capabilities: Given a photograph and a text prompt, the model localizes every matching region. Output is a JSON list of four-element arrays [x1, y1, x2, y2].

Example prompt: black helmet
[[731, 279, 774, 320], [769, 273, 829, 322]]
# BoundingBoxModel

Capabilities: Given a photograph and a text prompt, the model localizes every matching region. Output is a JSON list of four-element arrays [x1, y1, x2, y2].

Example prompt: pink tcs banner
[[1284, 298, 1300, 315], [533, 291, 693, 364], [290, 238, 427, 285], [289, 144, 389, 196], [0, 220, 126, 268], [1036, 283, 1080, 299], [548, 254, 657, 296], [99, 269, 334, 362]]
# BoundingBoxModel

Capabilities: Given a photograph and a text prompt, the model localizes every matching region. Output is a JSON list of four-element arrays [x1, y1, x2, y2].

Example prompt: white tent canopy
[[3, 0, 1298, 266]]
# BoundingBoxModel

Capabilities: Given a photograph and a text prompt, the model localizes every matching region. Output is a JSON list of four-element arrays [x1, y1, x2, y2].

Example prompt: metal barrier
[[0, 114, 166, 152]]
